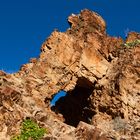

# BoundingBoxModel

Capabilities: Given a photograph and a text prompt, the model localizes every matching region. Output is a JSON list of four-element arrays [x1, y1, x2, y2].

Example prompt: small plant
[[11, 119, 46, 140], [113, 117, 127, 131], [123, 39, 140, 48]]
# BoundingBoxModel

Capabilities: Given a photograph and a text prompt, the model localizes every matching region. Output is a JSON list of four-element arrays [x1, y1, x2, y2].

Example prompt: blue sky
[[0, 0, 140, 72], [51, 90, 66, 106]]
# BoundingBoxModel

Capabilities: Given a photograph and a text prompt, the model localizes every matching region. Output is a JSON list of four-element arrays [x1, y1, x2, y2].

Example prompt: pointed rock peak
[[68, 9, 106, 35]]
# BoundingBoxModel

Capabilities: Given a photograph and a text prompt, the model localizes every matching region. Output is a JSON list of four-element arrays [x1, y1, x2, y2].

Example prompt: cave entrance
[[51, 77, 95, 127]]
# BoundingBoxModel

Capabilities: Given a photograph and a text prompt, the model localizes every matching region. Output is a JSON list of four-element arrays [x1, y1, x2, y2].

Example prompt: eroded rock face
[[0, 9, 140, 139]]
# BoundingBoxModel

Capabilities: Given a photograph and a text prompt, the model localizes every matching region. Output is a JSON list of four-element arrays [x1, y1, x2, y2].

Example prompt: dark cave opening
[[51, 77, 95, 127]]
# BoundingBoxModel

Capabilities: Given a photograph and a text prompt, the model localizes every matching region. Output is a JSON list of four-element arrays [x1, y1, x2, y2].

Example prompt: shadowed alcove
[[51, 77, 95, 127]]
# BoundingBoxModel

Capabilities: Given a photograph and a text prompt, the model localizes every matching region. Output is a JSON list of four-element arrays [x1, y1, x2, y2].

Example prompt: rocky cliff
[[0, 9, 140, 140]]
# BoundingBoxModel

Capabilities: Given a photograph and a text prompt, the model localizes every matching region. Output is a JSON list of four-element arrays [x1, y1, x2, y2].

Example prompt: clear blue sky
[[51, 90, 66, 106], [0, 0, 140, 72]]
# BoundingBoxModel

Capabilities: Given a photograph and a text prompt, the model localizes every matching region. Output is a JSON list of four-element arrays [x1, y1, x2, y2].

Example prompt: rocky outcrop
[[0, 9, 140, 139]]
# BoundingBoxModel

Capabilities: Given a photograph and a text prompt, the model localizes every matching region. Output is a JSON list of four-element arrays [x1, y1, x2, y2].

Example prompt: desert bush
[[124, 39, 140, 48], [11, 119, 46, 140]]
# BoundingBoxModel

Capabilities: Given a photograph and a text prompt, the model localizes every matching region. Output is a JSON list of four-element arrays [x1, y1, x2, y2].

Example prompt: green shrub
[[11, 119, 46, 140], [124, 39, 140, 48]]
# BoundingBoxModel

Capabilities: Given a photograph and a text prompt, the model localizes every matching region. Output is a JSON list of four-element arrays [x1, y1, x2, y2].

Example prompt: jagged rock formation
[[0, 9, 140, 140]]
